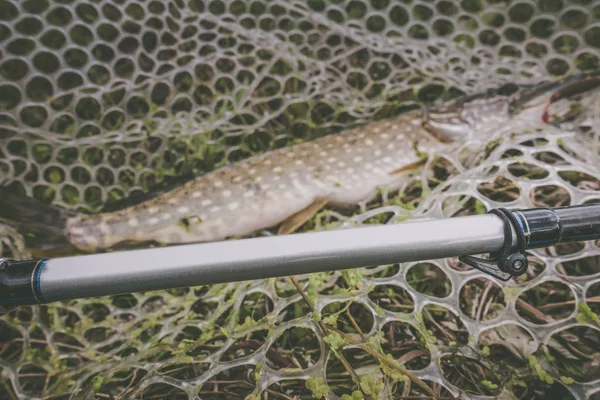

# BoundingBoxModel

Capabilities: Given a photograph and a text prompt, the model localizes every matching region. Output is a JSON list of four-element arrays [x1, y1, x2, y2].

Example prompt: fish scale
[[65, 110, 438, 251], [62, 84, 551, 253]]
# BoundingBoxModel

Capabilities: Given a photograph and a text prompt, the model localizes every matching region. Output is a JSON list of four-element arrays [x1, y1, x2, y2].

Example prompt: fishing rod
[[1, 204, 599, 314]]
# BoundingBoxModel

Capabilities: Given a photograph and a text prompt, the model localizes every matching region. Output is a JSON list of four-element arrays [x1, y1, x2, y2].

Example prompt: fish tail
[[0, 187, 80, 257]]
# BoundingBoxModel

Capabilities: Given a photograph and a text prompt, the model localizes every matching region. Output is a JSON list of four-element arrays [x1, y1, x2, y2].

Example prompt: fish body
[[49, 85, 563, 252], [66, 110, 440, 251], [3, 73, 595, 254]]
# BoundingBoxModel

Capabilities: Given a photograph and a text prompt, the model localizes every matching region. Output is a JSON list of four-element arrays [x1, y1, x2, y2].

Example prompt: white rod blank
[[39, 214, 508, 302]]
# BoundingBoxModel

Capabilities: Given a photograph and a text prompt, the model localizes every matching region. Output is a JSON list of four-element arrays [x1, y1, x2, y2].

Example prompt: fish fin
[[277, 199, 329, 235], [389, 157, 428, 176], [420, 121, 455, 144], [0, 187, 80, 257]]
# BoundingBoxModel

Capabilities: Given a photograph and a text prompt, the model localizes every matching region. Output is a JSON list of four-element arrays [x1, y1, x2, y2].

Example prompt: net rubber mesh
[[1, 0, 600, 399]]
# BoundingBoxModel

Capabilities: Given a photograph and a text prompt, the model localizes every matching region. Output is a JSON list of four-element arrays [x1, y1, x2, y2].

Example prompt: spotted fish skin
[[0, 74, 592, 256], [65, 92, 520, 252]]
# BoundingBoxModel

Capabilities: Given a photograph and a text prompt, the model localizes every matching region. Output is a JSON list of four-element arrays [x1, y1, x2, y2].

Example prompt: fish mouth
[[509, 71, 600, 124]]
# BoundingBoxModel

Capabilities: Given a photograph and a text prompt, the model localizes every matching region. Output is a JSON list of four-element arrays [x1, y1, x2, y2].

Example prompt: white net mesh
[[1, 0, 600, 399]]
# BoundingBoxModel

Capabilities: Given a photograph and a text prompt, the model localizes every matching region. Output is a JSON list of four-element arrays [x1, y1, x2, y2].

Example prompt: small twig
[[345, 309, 368, 344], [422, 309, 456, 342], [407, 277, 432, 284], [338, 332, 438, 399], [401, 378, 411, 397], [464, 284, 476, 320], [42, 372, 52, 395], [346, 308, 431, 393], [516, 299, 552, 323], [120, 368, 139, 397], [390, 298, 414, 310], [564, 341, 595, 361], [289, 276, 370, 400], [264, 387, 298, 400], [226, 339, 295, 368], [397, 349, 427, 366], [480, 294, 494, 322], [538, 296, 600, 310], [157, 365, 189, 376], [477, 281, 493, 322], [290, 356, 303, 370], [291, 274, 439, 399]]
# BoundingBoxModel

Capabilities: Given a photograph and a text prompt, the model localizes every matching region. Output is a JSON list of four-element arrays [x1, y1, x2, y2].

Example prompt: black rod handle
[[516, 204, 600, 249], [555, 204, 600, 243], [0, 258, 47, 313]]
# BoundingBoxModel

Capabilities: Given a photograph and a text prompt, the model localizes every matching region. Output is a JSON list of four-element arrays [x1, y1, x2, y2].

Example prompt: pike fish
[[1, 74, 596, 256]]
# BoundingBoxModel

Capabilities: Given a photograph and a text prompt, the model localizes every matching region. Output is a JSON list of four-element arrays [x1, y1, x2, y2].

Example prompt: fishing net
[[1, 0, 600, 399]]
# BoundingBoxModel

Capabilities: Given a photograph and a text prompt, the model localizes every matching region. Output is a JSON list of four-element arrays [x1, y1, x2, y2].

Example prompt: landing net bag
[[1, 1, 600, 399]]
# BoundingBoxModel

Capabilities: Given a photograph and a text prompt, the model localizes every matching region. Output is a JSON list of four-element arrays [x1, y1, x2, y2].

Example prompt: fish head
[[421, 72, 600, 143], [421, 88, 514, 143]]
